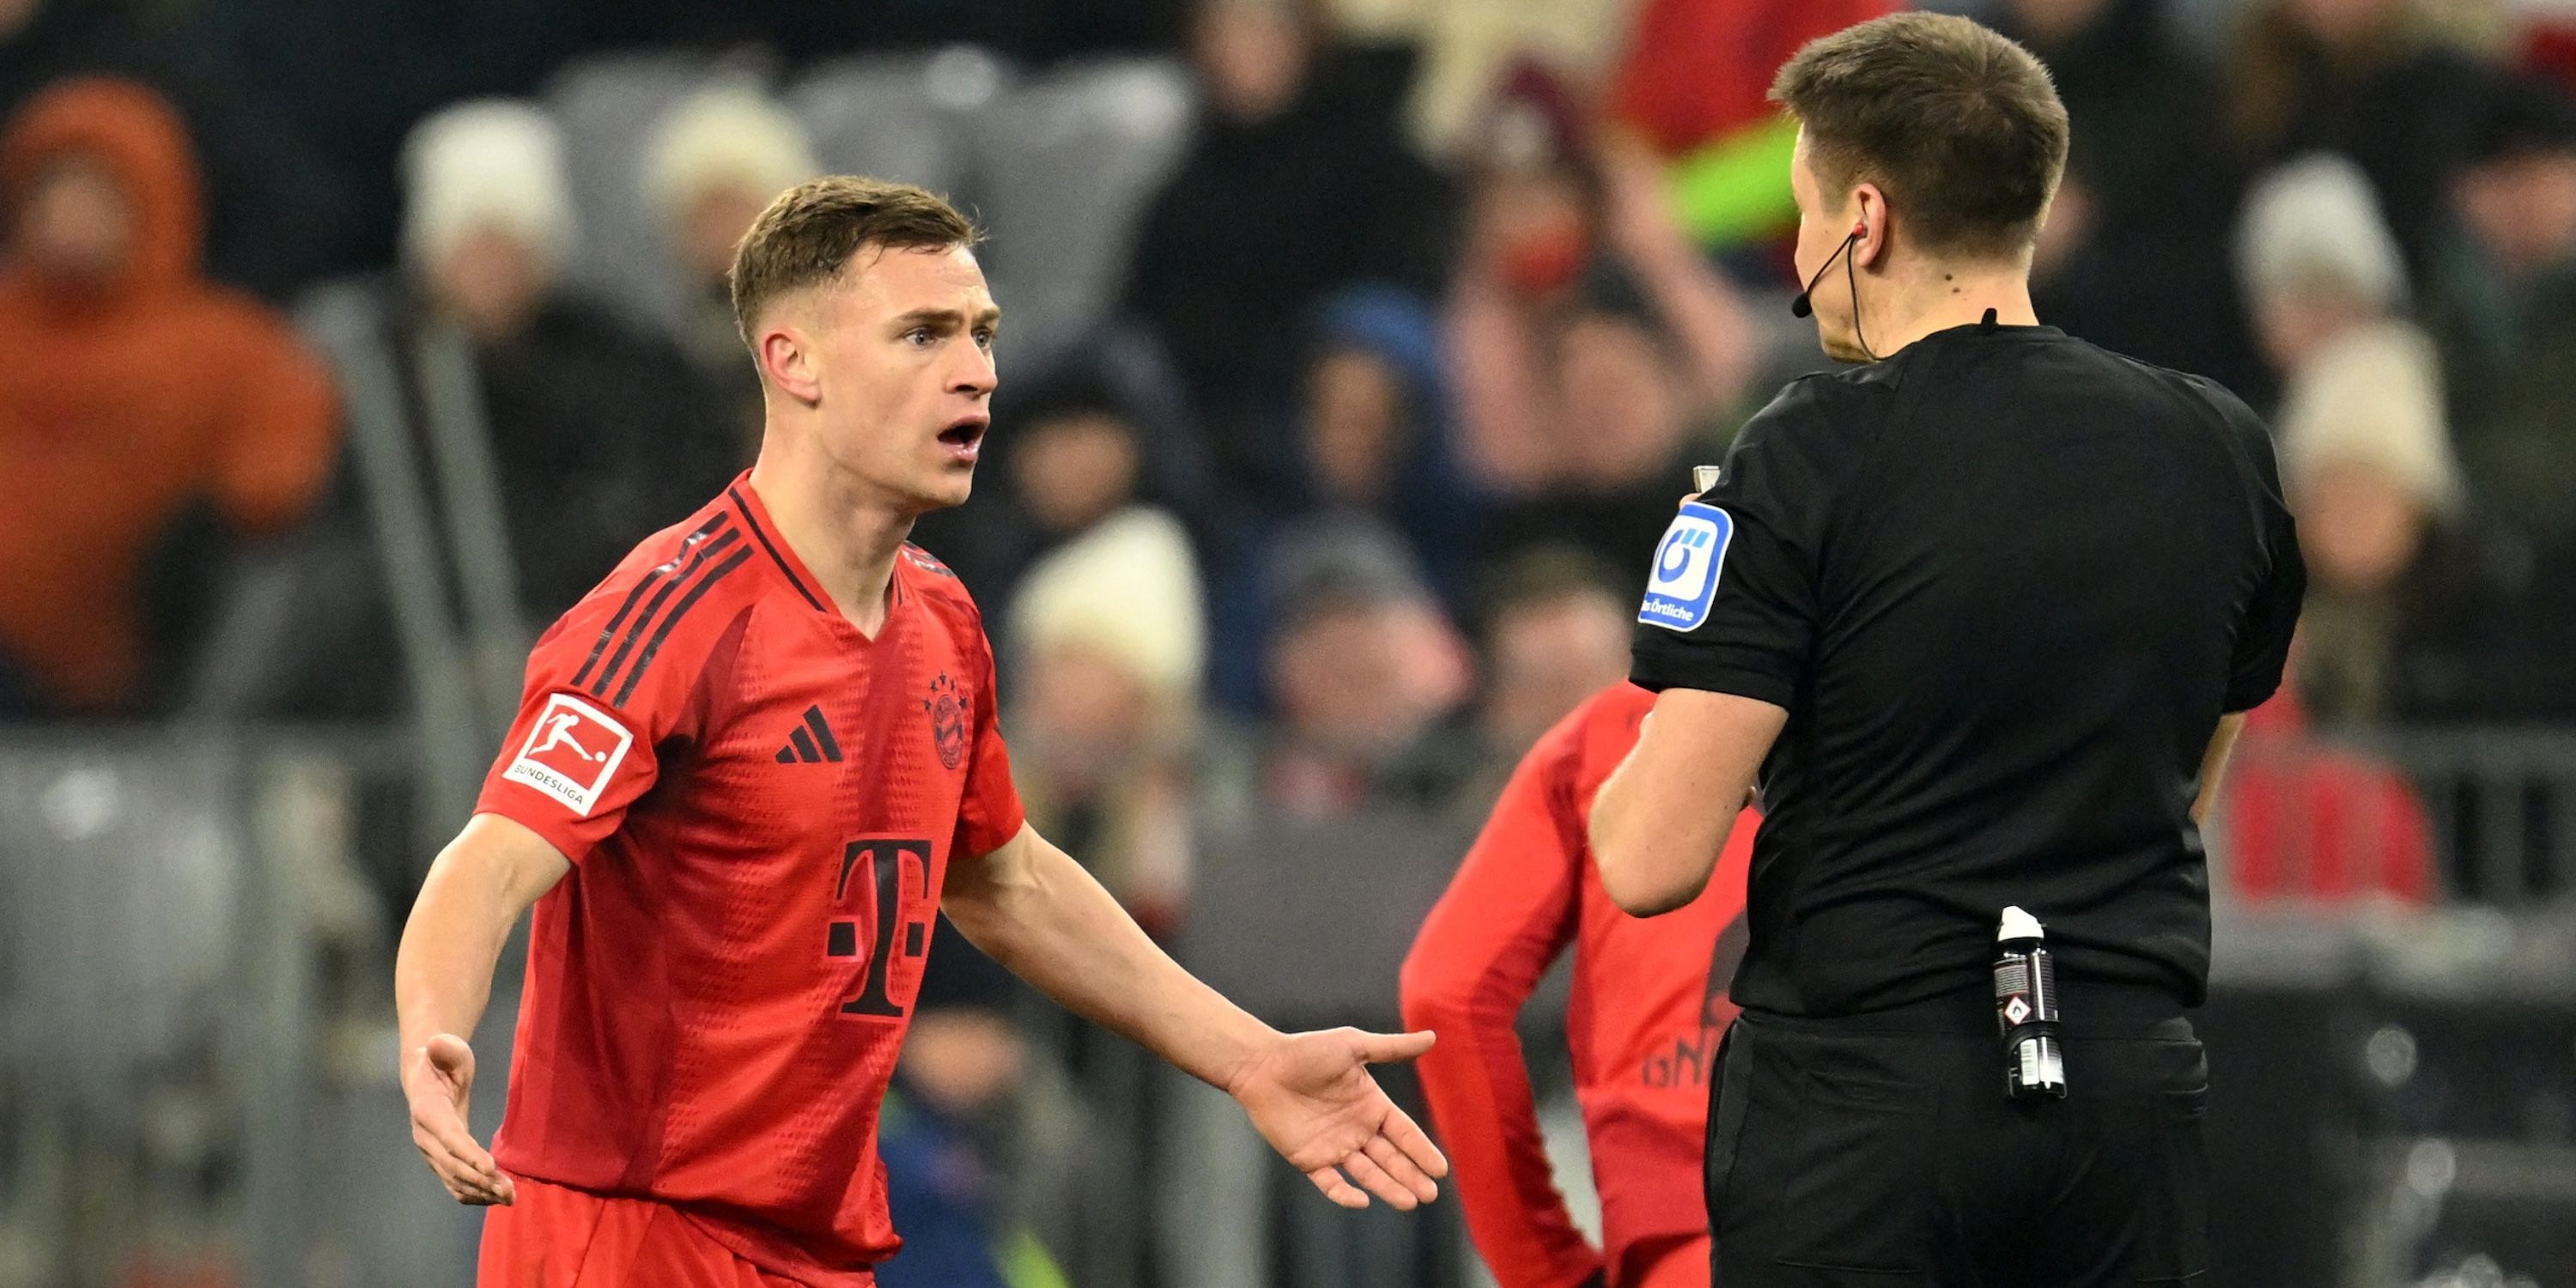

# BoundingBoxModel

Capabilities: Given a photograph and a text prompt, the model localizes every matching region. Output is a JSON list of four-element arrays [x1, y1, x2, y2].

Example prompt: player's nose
[[948, 338, 997, 396]]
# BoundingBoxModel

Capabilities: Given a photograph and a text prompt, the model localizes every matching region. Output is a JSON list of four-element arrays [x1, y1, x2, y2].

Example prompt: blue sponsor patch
[[1637, 501, 1734, 632]]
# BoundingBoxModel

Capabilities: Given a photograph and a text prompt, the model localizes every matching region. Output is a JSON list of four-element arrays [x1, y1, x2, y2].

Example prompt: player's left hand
[[1225, 1027, 1449, 1211]]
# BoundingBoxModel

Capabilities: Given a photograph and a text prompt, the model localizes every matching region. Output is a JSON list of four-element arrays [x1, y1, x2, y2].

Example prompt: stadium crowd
[[7, 0, 2576, 1281]]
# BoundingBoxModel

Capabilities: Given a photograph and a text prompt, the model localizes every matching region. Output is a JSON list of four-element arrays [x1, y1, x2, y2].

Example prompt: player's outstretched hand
[[404, 1032, 515, 1206], [1226, 1027, 1449, 1211]]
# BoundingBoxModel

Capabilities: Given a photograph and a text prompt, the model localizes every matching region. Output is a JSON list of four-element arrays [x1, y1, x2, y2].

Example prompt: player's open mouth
[[938, 416, 987, 462]]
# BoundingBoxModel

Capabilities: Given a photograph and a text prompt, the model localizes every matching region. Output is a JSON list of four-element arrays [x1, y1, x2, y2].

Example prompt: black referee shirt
[[1631, 321, 2304, 1018]]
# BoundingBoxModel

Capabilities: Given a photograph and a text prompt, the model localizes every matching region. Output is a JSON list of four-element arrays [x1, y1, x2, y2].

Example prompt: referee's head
[[1771, 13, 2069, 363]]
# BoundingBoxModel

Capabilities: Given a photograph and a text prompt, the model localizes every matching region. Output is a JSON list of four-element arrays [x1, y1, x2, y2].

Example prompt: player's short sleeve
[[1630, 379, 1852, 708], [474, 592, 702, 863], [951, 635, 1027, 861], [2219, 396, 2307, 712]]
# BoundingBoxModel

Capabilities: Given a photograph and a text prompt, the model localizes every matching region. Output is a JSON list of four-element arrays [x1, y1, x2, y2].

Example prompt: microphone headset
[[1789, 222, 1877, 361]]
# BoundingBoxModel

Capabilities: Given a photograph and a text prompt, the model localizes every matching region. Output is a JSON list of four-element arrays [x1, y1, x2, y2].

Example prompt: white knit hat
[[642, 85, 818, 226], [2237, 152, 2409, 312], [2278, 320, 2464, 513], [1008, 507, 1207, 707], [401, 99, 577, 274]]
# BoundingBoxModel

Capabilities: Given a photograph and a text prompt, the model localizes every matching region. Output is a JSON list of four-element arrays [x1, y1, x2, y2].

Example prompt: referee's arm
[[1591, 382, 1827, 918], [1593, 691, 1782, 915], [1595, 698, 2250, 916]]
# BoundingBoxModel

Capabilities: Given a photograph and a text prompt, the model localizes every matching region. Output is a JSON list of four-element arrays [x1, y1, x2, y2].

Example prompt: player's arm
[[394, 814, 571, 1206], [942, 824, 1450, 1211], [2192, 712, 2248, 825], [1400, 738, 1604, 1287], [1591, 689, 1785, 916]]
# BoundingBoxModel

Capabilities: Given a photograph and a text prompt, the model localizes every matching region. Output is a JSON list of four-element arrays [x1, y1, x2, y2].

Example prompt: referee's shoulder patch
[[1637, 501, 1733, 632]]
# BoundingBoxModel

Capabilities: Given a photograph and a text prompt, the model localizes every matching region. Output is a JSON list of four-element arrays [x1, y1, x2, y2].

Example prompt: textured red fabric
[[474, 476, 1023, 1285], [1403, 683, 1755, 1287], [480, 1175, 841, 1286]]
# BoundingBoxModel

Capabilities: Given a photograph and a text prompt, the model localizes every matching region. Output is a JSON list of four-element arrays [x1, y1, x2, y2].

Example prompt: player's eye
[[973, 328, 996, 350], [904, 327, 935, 347]]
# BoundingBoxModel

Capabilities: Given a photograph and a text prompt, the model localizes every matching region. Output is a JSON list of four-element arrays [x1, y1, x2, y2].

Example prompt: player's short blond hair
[[727, 175, 981, 349]]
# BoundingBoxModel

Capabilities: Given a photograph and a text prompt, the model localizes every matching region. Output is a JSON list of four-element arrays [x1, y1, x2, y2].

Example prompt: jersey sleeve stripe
[[572, 512, 734, 690], [728, 485, 828, 613], [612, 546, 754, 706], [591, 529, 744, 700]]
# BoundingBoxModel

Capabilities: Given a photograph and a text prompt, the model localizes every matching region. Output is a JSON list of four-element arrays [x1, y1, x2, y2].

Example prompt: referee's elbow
[[1595, 839, 1706, 918]]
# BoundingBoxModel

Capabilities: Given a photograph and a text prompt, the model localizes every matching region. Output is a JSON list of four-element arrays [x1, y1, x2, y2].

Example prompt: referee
[[1589, 13, 2303, 1287]]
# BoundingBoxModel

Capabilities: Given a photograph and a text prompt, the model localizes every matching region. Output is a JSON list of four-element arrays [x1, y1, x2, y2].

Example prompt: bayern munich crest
[[926, 672, 969, 770]]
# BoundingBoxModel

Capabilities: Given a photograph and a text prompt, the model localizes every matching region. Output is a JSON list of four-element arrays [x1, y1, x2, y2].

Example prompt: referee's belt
[[1745, 979, 2190, 1040]]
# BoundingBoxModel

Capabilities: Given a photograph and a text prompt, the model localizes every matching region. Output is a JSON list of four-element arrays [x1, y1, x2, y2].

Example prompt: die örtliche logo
[[1637, 501, 1735, 633]]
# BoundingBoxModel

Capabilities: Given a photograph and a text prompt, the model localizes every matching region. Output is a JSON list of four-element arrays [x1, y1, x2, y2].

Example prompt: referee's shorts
[[1705, 983, 2208, 1286]]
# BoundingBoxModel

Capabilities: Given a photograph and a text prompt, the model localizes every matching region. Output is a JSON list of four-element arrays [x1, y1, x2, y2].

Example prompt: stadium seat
[[968, 57, 1194, 367], [787, 51, 988, 207], [545, 50, 745, 333]]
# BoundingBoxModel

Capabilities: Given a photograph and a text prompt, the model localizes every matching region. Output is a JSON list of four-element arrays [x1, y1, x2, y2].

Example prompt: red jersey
[[1400, 683, 1756, 1288], [473, 476, 1025, 1285]]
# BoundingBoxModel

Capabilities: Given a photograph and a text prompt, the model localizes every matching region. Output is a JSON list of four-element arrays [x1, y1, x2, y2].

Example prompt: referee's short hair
[[728, 175, 981, 349], [1771, 12, 2070, 258]]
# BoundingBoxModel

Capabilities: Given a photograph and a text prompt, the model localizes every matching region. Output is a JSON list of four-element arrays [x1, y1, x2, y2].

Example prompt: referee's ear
[[1852, 185, 1890, 269]]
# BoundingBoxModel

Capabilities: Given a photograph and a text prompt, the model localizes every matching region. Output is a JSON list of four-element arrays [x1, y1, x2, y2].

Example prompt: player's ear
[[756, 321, 822, 407]]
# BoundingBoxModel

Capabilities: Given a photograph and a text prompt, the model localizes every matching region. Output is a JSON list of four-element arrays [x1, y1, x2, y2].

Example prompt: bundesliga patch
[[1637, 501, 1734, 632], [502, 693, 634, 816]]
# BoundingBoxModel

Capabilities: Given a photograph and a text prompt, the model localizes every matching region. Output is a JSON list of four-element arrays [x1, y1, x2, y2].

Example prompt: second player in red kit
[[1404, 683, 1757, 1288], [395, 179, 1449, 1286]]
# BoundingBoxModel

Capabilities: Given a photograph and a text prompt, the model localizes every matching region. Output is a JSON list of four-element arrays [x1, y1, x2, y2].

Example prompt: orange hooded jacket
[[0, 78, 337, 712]]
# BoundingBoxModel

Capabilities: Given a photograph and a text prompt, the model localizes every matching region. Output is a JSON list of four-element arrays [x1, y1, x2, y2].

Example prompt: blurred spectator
[[1479, 279, 1718, 583], [1208, 286, 1478, 708], [2002, 0, 2264, 395], [2215, 688, 2438, 906], [1, 0, 350, 297], [2275, 318, 2569, 724], [1445, 65, 1753, 503], [0, 77, 336, 716], [2221, 0, 2495, 273], [643, 84, 818, 452], [2427, 71, 2576, 544], [883, 935, 1083, 1288], [1473, 545, 1631, 760], [1286, 287, 1479, 597], [1005, 463, 1206, 928], [2238, 152, 2414, 381], [2235, 151, 2568, 722], [1122, 0, 1457, 495], [387, 99, 738, 617], [1256, 523, 1477, 816], [1376, 0, 1637, 158], [915, 371, 1206, 629], [1605, 0, 1893, 247]]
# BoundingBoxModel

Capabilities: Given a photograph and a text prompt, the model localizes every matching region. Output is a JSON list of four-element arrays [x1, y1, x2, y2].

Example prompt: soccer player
[[394, 177, 1448, 1286], [1401, 683, 1758, 1288]]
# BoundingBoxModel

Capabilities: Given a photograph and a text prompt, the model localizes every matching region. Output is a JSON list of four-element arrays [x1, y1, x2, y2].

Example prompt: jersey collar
[[726, 474, 834, 615], [724, 473, 914, 623]]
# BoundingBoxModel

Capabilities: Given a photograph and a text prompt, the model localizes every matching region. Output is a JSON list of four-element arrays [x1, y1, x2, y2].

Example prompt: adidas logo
[[775, 705, 844, 763]]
